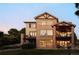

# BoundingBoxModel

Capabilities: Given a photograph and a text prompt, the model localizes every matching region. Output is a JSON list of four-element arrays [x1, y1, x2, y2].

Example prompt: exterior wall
[[25, 23, 29, 36], [36, 19, 57, 36], [37, 36, 54, 48], [25, 22, 36, 37], [36, 19, 58, 48]]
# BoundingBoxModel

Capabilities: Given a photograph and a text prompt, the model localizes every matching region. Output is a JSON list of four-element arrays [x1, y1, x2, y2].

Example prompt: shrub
[[21, 44, 28, 49]]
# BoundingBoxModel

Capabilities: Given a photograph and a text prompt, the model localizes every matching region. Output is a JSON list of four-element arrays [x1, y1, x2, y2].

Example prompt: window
[[60, 41, 63, 46], [67, 32, 71, 37], [29, 23, 31, 28], [58, 41, 70, 48], [41, 21, 46, 25], [40, 30, 53, 36], [47, 30, 53, 35], [40, 40, 46, 48], [47, 21, 52, 25], [35, 32, 36, 36], [47, 40, 53, 46], [29, 23, 36, 28], [29, 31, 36, 36], [32, 24, 36, 28], [30, 32, 32, 36], [40, 30, 46, 36]]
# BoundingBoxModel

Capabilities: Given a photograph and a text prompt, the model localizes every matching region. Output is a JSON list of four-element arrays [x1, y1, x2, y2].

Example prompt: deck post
[[71, 26, 74, 49], [53, 26, 56, 48]]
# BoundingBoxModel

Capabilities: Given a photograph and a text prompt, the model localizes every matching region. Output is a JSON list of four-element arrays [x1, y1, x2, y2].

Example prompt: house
[[24, 21, 36, 37], [24, 12, 76, 49]]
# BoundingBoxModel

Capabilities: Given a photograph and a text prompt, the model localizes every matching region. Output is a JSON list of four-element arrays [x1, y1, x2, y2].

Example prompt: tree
[[8, 29, 19, 36], [75, 10, 79, 16], [0, 32, 3, 38], [74, 3, 79, 45], [8, 28, 20, 44], [75, 3, 79, 8], [20, 28, 25, 34], [20, 28, 26, 43], [0, 32, 4, 46], [75, 3, 79, 16]]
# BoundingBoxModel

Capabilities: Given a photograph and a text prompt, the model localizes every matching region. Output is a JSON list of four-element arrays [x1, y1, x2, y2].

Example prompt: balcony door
[[56, 40, 70, 48], [39, 39, 53, 48]]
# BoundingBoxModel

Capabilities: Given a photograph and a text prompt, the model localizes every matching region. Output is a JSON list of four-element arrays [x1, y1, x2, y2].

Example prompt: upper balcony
[[56, 31, 72, 38], [53, 21, 76, 39]]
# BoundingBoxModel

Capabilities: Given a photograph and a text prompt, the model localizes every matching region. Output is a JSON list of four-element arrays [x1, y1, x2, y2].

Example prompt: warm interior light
[[56, 31, 71, 37], [56, 41, 70, 48]]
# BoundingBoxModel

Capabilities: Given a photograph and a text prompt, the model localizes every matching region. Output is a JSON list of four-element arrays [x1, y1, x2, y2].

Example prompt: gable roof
[[34, 12, 58, 22], [53, 21, 76, 27]]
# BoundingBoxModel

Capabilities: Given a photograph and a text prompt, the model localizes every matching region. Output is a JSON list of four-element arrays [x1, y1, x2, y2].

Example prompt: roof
[[24, 21, 36, 23], [53, 21, 76, 27], [34, 12, 58, 22]]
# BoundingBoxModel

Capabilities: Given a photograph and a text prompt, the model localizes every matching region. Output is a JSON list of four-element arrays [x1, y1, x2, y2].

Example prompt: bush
[[22, 44, 28, 49], [28, 43, 35, 49], [22, 43, 36, 49]]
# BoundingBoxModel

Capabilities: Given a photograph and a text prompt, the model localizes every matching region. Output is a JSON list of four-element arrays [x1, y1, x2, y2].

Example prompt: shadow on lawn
[[0, 49, 79, 55]]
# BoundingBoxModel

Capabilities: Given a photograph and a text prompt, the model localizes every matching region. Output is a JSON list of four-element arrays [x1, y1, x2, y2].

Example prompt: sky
[[0, 3, 79, 37]]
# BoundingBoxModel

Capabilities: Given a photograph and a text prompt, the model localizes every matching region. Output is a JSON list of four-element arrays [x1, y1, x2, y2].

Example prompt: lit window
[[47, 30, 53, 35], [64, 41, 67, 47], [67, 32, 71, 37], [32, 24, 36, 28], [60, 41, 63, 46], [60, 32, 66, 37], [40, 30, 46, 36], [40, 40, 46, 48], [67, 41, 70, 43], [57, 41, 60, 44], [41, 21, 46, 25], [47, 40, 53, 46], [30, 32, 32, 36], [34, 32, 36, 36], [30, 32, 36, 36], [32, 33, 35, 36]]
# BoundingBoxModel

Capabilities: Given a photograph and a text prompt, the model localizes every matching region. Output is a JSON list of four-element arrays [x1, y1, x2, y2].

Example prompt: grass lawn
[[0, 48, 79, 55]]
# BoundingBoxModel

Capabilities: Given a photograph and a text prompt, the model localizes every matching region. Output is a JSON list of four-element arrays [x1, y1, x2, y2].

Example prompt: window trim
[[40, 29, 53, 36], [40, 30, 47, 36], [47, 30, 53, 35]]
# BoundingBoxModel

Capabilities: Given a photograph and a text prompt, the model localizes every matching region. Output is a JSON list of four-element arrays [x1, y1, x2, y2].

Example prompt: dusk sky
[[0, 3, 79, 38]]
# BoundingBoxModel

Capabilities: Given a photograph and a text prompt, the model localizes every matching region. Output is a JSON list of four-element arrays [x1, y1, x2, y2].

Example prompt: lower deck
[[36, 39, 72, 49]]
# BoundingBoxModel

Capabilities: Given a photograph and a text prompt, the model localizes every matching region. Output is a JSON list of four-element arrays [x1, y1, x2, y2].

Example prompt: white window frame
[[40, 30, 46, 36], [29, 31, 36, 36], [47, 30, 53, 35]]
